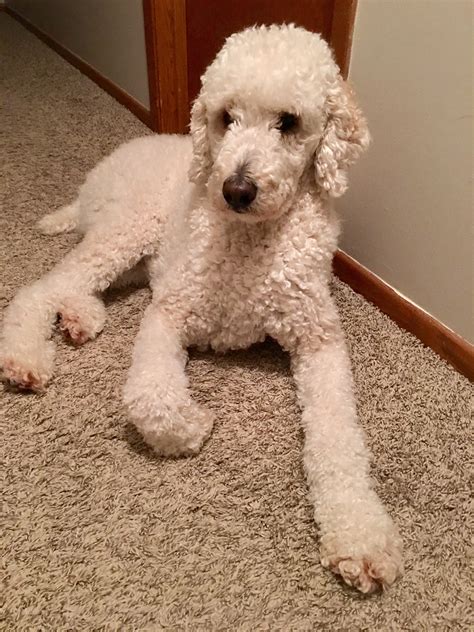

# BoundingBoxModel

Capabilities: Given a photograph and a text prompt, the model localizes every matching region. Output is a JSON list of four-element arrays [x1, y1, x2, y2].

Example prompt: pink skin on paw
[[58, 313, 93, 346], [1, 359, 46, 392], [322, 552, 402, 594]]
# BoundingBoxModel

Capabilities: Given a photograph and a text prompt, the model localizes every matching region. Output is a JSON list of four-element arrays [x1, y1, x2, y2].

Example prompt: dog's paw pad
[[321, 529, 403, 594], [59, 313, 92, 345], [58, 295, 106, 346], [323, 553, 400, 593], [1, 359, 46, 392]]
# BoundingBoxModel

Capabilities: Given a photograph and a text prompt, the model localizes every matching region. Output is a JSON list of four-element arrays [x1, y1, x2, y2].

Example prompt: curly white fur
[[1, 25, 402, 592]]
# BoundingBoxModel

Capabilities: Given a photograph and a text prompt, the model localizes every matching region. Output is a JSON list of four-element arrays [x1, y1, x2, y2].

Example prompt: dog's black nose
[[222, 175, 257, 211]]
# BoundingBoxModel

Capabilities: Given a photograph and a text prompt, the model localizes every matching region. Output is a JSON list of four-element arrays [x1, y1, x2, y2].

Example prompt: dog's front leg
[[291, 332, 403, 593], [123, 303, 214, 457]]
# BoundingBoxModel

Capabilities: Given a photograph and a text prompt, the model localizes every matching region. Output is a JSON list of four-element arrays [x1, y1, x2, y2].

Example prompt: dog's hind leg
[[1, 209, 162, 391], [36, 200, 81, 235]]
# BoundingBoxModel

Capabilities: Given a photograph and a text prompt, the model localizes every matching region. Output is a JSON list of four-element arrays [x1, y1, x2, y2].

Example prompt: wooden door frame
[[143, 0, 189, 133], [143, 0, 358, 133]]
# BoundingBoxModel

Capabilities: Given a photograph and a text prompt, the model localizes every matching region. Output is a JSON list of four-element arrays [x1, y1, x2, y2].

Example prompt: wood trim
[[142, 0, 161, 132], [334, 250, 474, 382], [330, 0, 358, 78], [5, 6, 152, 128], [143, 0, 188, 133]]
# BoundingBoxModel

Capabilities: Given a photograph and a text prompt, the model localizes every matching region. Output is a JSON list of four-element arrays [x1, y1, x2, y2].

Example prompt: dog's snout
[[222, 175, 257, 212]]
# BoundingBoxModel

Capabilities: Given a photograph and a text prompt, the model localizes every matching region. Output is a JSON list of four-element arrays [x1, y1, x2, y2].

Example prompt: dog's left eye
[[277, 112, 298, 134]]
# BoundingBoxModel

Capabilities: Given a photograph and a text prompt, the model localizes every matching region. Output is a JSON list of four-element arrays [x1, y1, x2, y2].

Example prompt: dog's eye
[[278, 112, 298, 134], [222, 110, 234, 128]]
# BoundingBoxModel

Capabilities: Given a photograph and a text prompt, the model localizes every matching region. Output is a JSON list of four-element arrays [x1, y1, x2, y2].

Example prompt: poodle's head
[[189, 24, 370, 223]]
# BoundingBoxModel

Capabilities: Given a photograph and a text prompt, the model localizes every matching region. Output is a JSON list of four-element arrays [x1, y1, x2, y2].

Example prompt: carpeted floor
[[1, 12, 472, 631]]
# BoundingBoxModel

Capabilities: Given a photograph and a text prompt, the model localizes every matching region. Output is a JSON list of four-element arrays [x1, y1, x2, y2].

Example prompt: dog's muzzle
[[222, 174, 257, 212]]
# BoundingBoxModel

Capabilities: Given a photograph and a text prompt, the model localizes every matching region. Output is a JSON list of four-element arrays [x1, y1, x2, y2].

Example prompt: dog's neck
[[191, 173, 335, 259]]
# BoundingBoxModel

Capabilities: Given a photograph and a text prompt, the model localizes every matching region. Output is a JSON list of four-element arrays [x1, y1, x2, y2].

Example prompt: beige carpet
[[1, 13, 472, 631]]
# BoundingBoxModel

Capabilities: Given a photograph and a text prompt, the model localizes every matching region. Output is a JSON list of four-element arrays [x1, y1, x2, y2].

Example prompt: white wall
[[340, 0, 473, 342], [6, 0, 149, 108]]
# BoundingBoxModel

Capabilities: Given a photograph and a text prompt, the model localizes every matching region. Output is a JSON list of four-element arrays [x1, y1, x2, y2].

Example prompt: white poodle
[[1, 25, 403, 593]]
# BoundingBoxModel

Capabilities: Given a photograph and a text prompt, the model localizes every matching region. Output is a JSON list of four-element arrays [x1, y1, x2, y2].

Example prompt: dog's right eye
[[222, 110, 233, 128]]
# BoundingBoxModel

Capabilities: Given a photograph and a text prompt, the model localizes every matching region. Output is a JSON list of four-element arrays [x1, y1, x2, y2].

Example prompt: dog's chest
[[157, 202, 339, 351], [194, 210, 338, 350]]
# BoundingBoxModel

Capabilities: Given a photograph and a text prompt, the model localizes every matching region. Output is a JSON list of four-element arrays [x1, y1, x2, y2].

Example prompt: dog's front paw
[[126, 399, 214, 457], [320, 517, 403, 593], [58, 295, 106, 345], [144, 404, 214, 457]]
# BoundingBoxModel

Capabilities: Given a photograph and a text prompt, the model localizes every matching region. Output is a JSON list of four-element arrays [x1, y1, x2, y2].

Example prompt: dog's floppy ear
[[188, 92, 211, 185], [315, 78, 370, 197]]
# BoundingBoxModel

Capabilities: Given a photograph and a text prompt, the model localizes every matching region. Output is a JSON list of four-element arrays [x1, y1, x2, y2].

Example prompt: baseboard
[[5, 6, 152, 128], [334, 250, 474, 381]]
